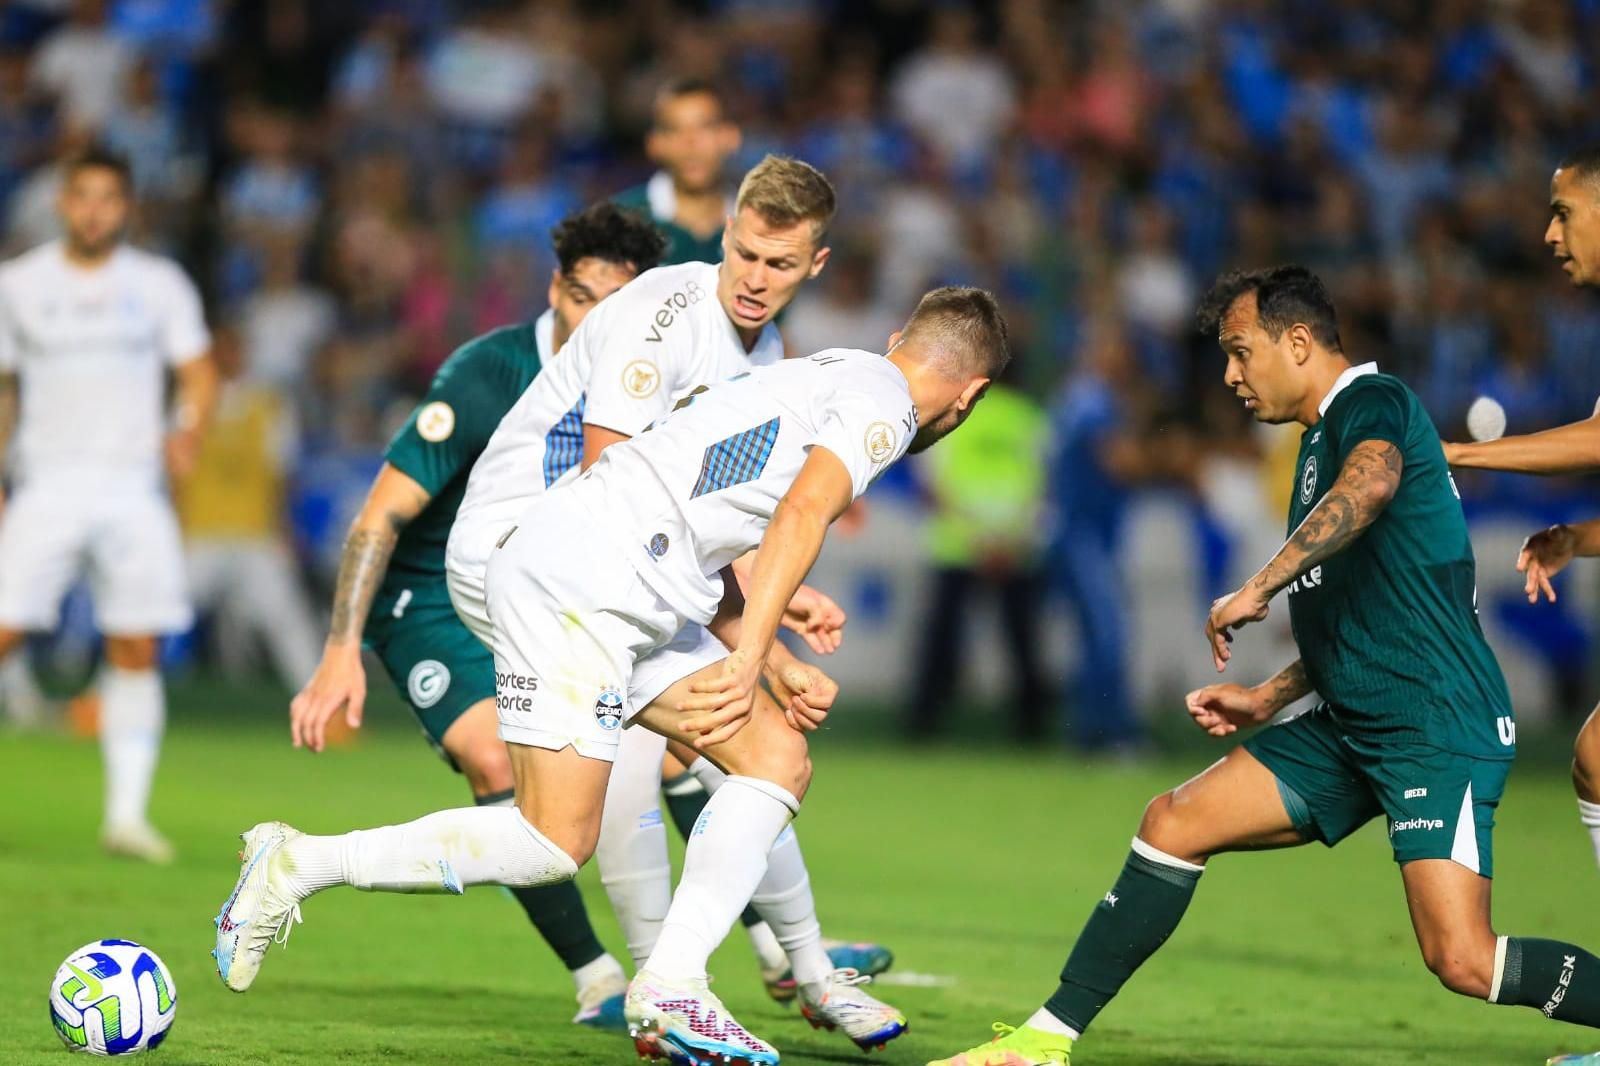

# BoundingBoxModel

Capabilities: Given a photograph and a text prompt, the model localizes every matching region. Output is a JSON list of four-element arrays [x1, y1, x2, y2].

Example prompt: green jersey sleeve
[[384, 326, 535, 497], [1327, 376, 1409, 460]]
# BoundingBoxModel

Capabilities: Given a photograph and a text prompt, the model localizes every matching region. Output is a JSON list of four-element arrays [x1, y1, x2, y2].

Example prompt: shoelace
[[989, 1022, 1019, 1041], [270, 905, 303, 948], [830, 967, 870, 988]]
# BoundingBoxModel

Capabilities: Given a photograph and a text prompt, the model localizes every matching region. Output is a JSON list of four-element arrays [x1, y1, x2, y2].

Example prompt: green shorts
[[365, 583, 495, 770], [1243, 704, 1510, 878]]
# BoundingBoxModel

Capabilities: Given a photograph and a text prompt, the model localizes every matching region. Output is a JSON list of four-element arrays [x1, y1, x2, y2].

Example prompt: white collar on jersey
[[1317, 361, 1379, 417], [534, 307, 556, 363], [646, 170, 735, 225]]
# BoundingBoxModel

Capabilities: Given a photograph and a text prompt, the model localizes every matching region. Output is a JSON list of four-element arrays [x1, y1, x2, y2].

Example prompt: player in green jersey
[[1444, 145, 1600, 877], [287, 203, 666, 1029], [614, 78, 739, 267], [931, 266, 1600, 1066]]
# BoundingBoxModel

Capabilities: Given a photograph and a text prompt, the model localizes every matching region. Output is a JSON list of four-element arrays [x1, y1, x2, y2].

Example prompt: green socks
[[1493, 937, 1600, 1027], [1044, 839, 1204, 1033], [663, 770, 763, 929], [476, 790, 607, 970]]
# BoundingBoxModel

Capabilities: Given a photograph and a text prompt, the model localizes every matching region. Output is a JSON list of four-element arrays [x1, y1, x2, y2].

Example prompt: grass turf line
[[1, 683, 1596, 1064]]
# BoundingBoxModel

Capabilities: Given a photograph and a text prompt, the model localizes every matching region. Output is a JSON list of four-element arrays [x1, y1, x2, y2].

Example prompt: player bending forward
[[0, 146, 215, 863], [931, 266, 1600, 1066], [214, 288, 1006, 1065]]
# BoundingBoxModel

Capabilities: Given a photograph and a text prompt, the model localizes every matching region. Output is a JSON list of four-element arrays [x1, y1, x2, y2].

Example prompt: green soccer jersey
[[615, 175, 728, 266], [1285, 364, 1514, 758], [379, 320, 545, 596]]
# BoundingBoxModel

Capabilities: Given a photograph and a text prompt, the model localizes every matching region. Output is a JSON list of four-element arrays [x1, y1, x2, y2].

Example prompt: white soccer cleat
[[101, 822, 176, 865], [212, 821, 306, 992], [626, 969, 780, 1066], [799, 968, 908, 1052]]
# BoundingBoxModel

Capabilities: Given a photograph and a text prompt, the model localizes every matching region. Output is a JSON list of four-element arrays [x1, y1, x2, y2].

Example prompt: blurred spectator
[[782, 244, 903, 355], [219, 103, 317, 299], [615, 78, 741, 266], [30, 0, 134, 132], [176, 324, 320, 689], [0, 48, 57, 212], [237, 235, 335, 395], [102, 56, 198, 245], [907, 379, 1050, 742], [889, 3, 1015, 172]]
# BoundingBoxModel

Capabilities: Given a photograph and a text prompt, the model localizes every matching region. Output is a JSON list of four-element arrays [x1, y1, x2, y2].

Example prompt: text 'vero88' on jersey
[[457, 261, 783, 541], [570, 348, 917, 624], [0, 241, 208, 491]]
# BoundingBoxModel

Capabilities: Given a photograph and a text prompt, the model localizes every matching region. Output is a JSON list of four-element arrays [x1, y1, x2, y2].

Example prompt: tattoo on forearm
[[1260, 660, 1310, 712], [0, 378, 17, 465], [328, 517, 402, 643], [1260, 440, 1403, 595]]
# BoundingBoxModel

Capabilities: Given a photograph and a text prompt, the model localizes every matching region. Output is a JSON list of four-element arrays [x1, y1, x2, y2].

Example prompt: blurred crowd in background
[[4, 0, 1600, 746]]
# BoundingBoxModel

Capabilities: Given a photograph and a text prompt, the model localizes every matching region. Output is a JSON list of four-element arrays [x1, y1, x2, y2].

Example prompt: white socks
[[1578, 799, 1600, 868], [597, 727, 674, 968], [687, 757, 831, 995], [282, 806, 578, 897], [99, 667, 164, 830], [1025, 1006, 1081, 1040], [643, 776, 799, 983]]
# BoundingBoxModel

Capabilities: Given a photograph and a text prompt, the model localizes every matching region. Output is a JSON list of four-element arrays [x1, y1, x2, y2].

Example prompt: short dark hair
[[1195, 265, 1342, 352], [65, 144, 133, 194], [653, 77, 725, 124], [1559, 144, 1600, 188], [550, 203, 667, 276], [903, 286, 1010, 381]]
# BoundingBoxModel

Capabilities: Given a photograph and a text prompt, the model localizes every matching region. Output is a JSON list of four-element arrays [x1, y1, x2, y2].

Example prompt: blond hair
[[735, 155, 837, 241], [901, 286, 1011, 381]]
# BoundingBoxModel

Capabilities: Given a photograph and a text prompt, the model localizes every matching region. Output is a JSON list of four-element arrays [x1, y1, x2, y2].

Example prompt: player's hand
[[1205, 581, 1271, 671], [767, 658, 837, 732], [679, 649, 763, 748], [780, 583, 847, 655], [164, 429, 202, 482], [290, 645, 368, 753], [1184, 683, 1273, 737], [1517, 524, 1578, 604]]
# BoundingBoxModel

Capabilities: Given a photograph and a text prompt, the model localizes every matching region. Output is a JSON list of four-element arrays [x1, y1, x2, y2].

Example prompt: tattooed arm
[[1185, 659, 1311, 736], [0, 373, 15, 515], [1206, 438, 1404, 671], [289, 464, 432, 751]]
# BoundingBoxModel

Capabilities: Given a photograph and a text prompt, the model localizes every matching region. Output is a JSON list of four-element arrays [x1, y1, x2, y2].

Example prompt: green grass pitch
[[2, 682, 1597, 1065]]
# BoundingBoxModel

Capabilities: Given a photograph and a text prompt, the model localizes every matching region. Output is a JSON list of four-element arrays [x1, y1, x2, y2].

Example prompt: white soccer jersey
[[566, 348, 917, 623], [456, 260, 783, 541], [0, 240, 209, 491]]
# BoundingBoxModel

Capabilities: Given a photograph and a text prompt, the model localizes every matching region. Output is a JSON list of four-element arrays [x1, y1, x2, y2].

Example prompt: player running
[[0, 146, 216, 864], [930, 266, 1600, 1066], [1442, 144, 1600, 879], [615, 80, 877, 996], [212, 286, 1006, 1065], [287, 202, 664, 1029]]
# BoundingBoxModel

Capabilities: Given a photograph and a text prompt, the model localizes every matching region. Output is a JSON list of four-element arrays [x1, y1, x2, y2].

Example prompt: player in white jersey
[[212, 286, 1008, 1065], [0, 147, 216, 863]]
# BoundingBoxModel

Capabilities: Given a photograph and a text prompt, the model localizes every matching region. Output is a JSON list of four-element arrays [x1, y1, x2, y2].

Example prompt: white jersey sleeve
[[153, 261, 209, 365], [806, 360, 917, 499], [582, 262, 718, 438], [0, 268, 19, 372]]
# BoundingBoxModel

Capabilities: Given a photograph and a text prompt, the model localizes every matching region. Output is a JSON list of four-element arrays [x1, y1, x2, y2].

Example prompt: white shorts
[[0, 484, 191, 635], [483, 492, 725, 761], [444, 507, 500, 648]]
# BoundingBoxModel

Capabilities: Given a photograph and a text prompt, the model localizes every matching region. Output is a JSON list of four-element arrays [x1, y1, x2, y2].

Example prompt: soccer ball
[[49, 940, 177, 1055]]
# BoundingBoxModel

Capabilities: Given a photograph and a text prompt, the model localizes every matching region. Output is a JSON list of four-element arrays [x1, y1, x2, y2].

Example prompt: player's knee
[[1422, 938, 1494, 999], [1573, 713, 1600, 802], [1137, 791, 1186, 852], [716, 724, 810, 801], [103, 636, 159, 671], [456, 738, 516, 796]]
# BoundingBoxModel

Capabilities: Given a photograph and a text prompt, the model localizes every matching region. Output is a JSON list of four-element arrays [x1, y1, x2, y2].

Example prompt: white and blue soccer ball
[[49, 940, 177, 1055]]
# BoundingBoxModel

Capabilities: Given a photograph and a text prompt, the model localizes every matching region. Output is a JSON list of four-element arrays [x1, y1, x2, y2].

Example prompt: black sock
[[476, 789, 606, 971], [1494, 937, 1600, 1027], [1044, 841, 1204, 1033], [663, 771, 762, 928]]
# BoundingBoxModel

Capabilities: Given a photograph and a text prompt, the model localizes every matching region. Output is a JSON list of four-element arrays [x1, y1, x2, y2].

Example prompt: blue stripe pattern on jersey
[[690, 417, 781, 499], [543, 393, 586, 487]]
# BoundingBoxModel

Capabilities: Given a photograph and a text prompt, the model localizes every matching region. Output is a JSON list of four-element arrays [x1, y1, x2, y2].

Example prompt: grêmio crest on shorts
[[1285, 369, 1514, 760]]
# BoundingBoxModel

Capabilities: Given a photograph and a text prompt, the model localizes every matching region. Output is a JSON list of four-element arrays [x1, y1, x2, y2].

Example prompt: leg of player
[[98, 635, 174, 864], [598, 725, 675, 970], [441, 700, 627, 1031], [1408, 855, 1600, 1025], [622, 669, 900, 1065], [1572, 705, 1600, 870], [212, 741, 595, 993], [930, 746, 1306, 1066], [659, 748, 794, 989]]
